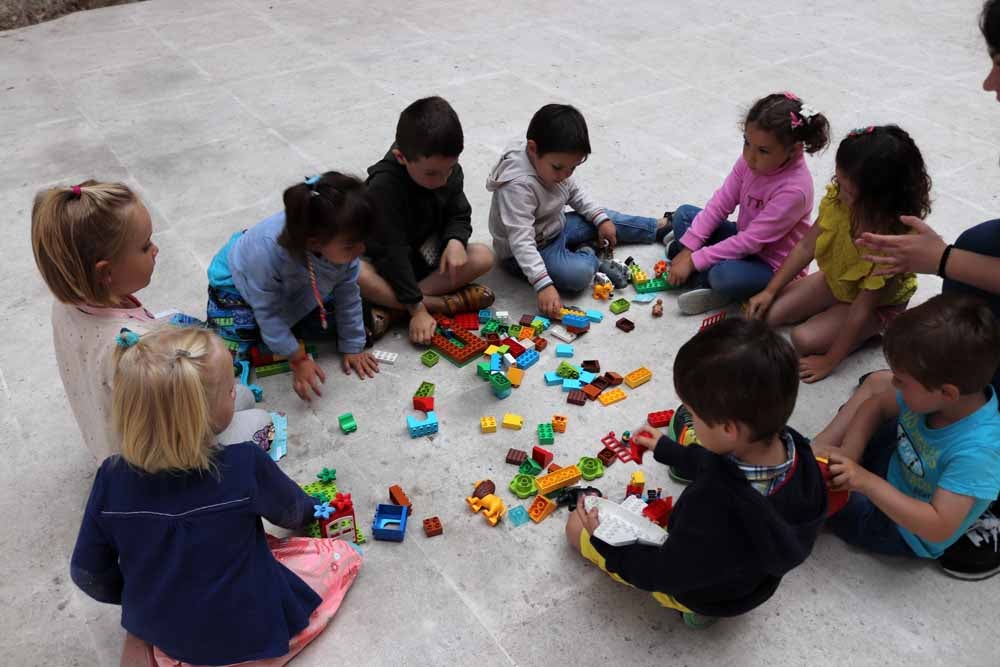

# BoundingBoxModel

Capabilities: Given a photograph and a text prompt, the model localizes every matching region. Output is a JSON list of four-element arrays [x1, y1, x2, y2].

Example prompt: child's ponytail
[[113, 327, 223, 474], [744, 92, 830, 155]]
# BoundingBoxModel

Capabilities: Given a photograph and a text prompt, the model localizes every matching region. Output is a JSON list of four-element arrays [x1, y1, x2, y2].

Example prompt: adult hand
[[746, 289, 775, 320], [342, 351, 379, 379], [409, 307, 437, 345], [537, 285, 562, 319], [856, 215, 946, 277], [667, 248, 694, 286], [597, 219, 618, 250], [290, 355, 325, 402], [439, 239, 468, 284]]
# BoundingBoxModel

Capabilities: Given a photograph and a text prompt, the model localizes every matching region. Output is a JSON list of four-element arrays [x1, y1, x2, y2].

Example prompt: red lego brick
[[597, 448, 617, 467], [616, 317, 635, 332], [567, 390, 587, 406], [453, 313, 480, 330], [600, 431, 635, 463], [533, 337, 548, 351], [700, 311, 727, 331], [413, 395, 434, 412], [547, 463, 562, 473], [506, 448, 528, 465], [499, 337, 525, 358], [591, 375, 610, 390], [389, 484, 412, 513], [431, 314, 488, 365], [484, 332, 501, 343], [604, 372, 624, 386], [564, 324, 589, 335], [647, 410, 674, 428], [581, 384, 602, 401], [519, 314, 535, 326], [642, 497, 673, 527], [532, 446, 554, 468], [581, 360, 600, 373], [423, 516, 443, 537], [630, 430, 656, 464]]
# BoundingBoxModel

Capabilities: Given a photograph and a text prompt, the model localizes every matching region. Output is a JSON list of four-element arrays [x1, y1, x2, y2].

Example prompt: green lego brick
[[421, 349, 440, 367], [338, 413, 357, 434], [255, 361, 291, 377], [306, 522, 322, 538], [508, 324, 522, 337], [609, 298, 631, 314], [518, 458, 543, 476], [481, 320, 499, 335], [577, 456, 605, 481], [490, 373, 512, 394], [476, 361, 492, 379], [556, 361, 580, 379], [509, 473, 538, 499], [414, 381, 435, 397], [496, 344, 509, 355], [634, 277, 676, 293], [537, 423, 555, 445]]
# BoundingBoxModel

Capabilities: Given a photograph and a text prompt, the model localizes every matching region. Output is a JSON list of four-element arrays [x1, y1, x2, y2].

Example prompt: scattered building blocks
[[499, 337, 526, 358], [700, 311, 727, 331], [643, 497, 673, 527], [592, 282, 614, 300], [578, 370, 597, 385], [544, 371, 562, 386], [532, 337, 548, 351], [453, 313, 480, 330], [527, 494, 558, 523], [491, 373, 512, 399], [490, 353, 502, 374], [430, 314, 488, 366], [532, 316, 551, 331], [598, 387, 627, 406], [634, 277, 672, 294], [555, 343, 574, 357], [582, 384, 603, 401], [585, 309, 604, 323], [517, 327, 535, 340], [466, 481, 506, 526], [552, 415, 568, 433], [314, 492, 358, 542], [535, 464, 582, 495], [509, 474, 538, 499], [476, 361, 491, 379], [484, 344, 501, 356], [494, 311, 510, 323], [549, 324, 577, 342], [609, 298, 630, 314], [653, 259, 668, 277], [481, 321, 500, 336], [389, 484, 412, 513], [537, 422, 555, 445], [338, 413, 357, 434], [406, 411, 439, 438], [519, 314, 535, 326], [372, 349, 398, 365], [256, 361, 291, 377], [421, 349, 440, 367], [556, 360, 580, 379], [480, 416, 497, 433], [508, 324, 522, 338], [520, 338, 535, 350], [597, 448, 617, 467], [415, 381, 435, 397], [472, 480, 497, 499], [423, 516, 443, 537], [372, 503, 408, 541], [616, 317, 635, 332], [624, 366, 652, 388], [626, 471, 646, 498], [562, 313, 590, 331], [479, 309, 493, 323], [502, 413, 523, 430], [604, 371, 624, 386], [237, 360, 264, 402], [507, 505, 530, 527], [630, 429, 655, 464], [532, 446, 554, 468], [562, 378, 583, 392], [516, 348, 539, 369], [412, 394, 435, 412], [519, 458, 543, 476], [506, 448, 528, 465], [648, 409, 674, 428], [582, 360, 600, 373], [503, 352, 517, 368], [577, 456, 605, 481], [600, 431, 636, 463], [547, 463, 562, 473], [567, 390, 587, 406], [506, 367, 525, 387], [591, 375, 611, 391]]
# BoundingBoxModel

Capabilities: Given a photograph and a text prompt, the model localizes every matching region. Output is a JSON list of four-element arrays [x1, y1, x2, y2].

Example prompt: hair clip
[[116, 328, 140, 349], [782, 91, 800, 101], [798, 104, 819, 119], [304, 175, 321, 186], [849, 126, 876, 136], [70, 184, 82, 197], [790, 111, 804, 129], [174, 348, 192, 359]]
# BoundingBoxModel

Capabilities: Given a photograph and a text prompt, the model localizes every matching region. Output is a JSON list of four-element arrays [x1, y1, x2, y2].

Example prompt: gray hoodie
[[486, 141, 609, 291]]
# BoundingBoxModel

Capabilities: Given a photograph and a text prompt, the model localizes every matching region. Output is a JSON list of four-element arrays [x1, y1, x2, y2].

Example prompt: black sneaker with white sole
[[939, 510, 1000, 580]]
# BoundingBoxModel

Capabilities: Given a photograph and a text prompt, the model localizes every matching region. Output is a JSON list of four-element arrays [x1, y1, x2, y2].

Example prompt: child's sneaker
[[939, 510, 1000, 580], [678, 288, 732, 315], [682, 611, 717, 628], [667, 404, 701, 484]]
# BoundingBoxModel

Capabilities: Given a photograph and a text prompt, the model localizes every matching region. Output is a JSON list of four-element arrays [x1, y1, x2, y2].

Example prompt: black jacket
[[365, 147, 473, 305], [591, 429, 827, 617]]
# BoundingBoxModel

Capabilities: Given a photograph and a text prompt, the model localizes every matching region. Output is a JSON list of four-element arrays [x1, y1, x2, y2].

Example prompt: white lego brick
[[550, 324, 577, 342], [372, 350, 397, 364]]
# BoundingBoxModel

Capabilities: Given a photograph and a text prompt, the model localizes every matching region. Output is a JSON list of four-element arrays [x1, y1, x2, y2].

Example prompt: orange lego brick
[[581, 384, 602, 401], [624, 366, 652, 389], [517, 327, 534, 340], [547, 463, 562, 473], [527, 494, 557, 523], [533, 337, 548, 351], [507, 367, 525, 387], [423, 516, 443, 537], [535, 464, 582, 495], [552, 415, 567, 433], [598, 388, 627, 406], [389, 484, 412, 513]]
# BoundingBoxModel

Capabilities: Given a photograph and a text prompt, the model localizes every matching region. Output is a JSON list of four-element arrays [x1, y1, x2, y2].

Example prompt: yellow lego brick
[[480, 416, 497, 433], [536, 464, 582, 495], [502, 413, 524, 430], [507, 367, 525, 388], [624, 366, 652, 389], [552, 414, 567, 433], [528, 494, 557, 523], [598, 388, 627, 406], [632, 270, 648, 283], [630, 470, 645, 485], [484, 345, 501, 356]]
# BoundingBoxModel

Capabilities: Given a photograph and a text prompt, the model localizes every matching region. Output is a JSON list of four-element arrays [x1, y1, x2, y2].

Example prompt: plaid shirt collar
[[728, 431, 797, 496]]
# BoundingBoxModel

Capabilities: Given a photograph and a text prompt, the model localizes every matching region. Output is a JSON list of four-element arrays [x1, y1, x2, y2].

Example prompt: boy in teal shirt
[[820, 294, 1000, 560]]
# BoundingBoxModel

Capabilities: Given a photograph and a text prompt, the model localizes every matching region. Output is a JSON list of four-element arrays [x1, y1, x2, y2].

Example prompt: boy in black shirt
[[566, 319, 827, 626], [362, 96, 495, 343]]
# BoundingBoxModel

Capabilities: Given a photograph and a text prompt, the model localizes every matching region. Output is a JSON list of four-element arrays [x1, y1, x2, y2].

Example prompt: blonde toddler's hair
[[113, 327, 227, 473]]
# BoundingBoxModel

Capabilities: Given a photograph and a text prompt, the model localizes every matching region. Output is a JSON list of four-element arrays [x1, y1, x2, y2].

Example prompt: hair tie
[[782, 91, 800, 101], [790, 111, 803, 129], [304, 174, 322, 197], [849, 126, 875, 136], [174, 349, 192, 359], [70, 185, 82, 197], [116, 328, 140, 349]]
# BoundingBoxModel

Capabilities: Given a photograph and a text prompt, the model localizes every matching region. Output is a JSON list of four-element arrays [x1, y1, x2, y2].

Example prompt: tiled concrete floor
[[1, 0, 998, 665]]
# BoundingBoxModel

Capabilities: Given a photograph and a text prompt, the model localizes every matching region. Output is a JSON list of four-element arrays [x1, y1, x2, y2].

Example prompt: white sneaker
[[678, 288, 732, 315], [661, 230, 675, 247]]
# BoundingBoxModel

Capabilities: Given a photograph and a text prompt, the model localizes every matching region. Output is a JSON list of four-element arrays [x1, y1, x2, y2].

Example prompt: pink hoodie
[[681, 152, 814, 272]]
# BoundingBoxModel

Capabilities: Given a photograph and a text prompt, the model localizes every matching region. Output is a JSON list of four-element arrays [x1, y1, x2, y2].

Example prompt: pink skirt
[[122, 536, 362, 667]]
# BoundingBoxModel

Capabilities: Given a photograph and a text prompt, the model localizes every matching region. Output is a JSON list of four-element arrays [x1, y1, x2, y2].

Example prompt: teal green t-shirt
[[890, 389, 1000, 558]]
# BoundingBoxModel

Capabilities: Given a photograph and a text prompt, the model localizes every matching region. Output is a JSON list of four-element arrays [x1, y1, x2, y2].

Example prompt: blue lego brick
[[544, 371, 562, 386], [532, 316, 551, 331], [562, 314, 590, 330], [585, 309, 604, 323], [372, 503, 408, 541], [555, 343, 574, 358], [406, 411, 439, 438], [578, 370, 597, 385], [478, 309, 493, 323], [516, 349, 539, 369], [507, 505, 530, 527], [562, 379, 583, 392], [490, 353, 502, 374]]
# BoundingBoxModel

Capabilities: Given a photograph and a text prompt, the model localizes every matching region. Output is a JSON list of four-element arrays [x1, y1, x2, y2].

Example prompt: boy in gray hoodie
[[487, 104, 670, 318]]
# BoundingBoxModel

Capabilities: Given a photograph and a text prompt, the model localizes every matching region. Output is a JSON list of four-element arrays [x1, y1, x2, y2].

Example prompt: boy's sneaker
[[678, 288, 732, 315], [939, 510, 1000, 580], [681, 611, 717, 629], [667, 404, 700, 484]]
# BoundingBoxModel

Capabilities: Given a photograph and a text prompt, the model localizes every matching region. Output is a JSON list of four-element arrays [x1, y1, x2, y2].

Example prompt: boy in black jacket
[[362, 96, 495, 344], [566, 319, 827, 626]]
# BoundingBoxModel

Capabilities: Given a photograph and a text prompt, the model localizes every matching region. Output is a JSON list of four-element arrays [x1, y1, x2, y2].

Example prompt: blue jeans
[[825, 420, 916, 557], [942, 218, 1000, 393], [667, 204, 774, 301], [502, 209, 657, 293]]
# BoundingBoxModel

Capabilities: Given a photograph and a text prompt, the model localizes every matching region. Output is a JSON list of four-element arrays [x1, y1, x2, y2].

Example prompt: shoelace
[[965, 512, 1000, 551]]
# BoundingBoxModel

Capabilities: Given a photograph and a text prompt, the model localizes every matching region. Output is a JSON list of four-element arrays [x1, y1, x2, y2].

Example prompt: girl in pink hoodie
[[665, 93, 830, 315]]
